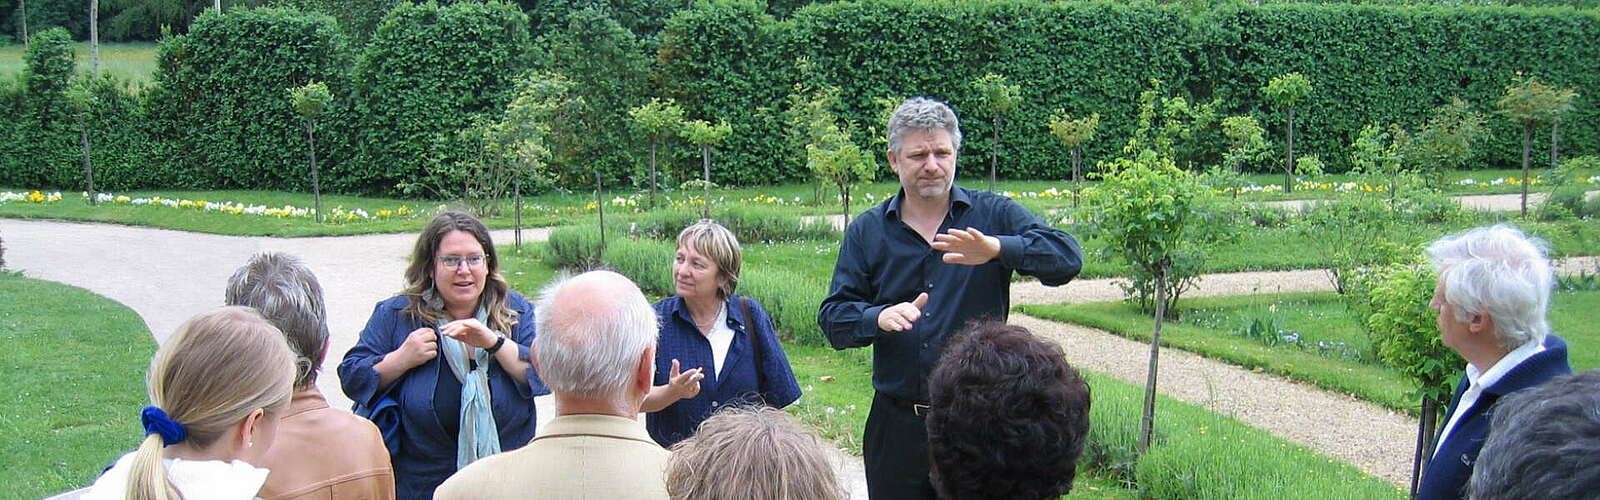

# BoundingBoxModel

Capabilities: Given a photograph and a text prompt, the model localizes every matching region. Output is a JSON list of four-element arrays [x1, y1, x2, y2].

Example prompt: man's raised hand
[[877, 292, 930, 332], [932, 227, 1001, 265]]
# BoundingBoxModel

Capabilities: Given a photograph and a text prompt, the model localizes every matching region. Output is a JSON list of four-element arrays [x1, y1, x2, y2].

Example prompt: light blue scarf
[[438, 306, 501, 470]]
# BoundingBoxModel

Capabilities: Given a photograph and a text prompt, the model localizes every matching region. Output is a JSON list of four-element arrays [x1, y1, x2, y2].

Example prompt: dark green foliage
[[143, 8, 348, 190], [602, 236, 674, 295], [541, 7, 652, 188], [545, 225, 610, 270], [340, 1, 532, 196], [3, 27, 76, 188]]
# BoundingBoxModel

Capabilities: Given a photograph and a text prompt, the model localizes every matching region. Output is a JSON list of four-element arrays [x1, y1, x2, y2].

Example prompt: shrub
[[144, 8, 349, 191], [603, 237, 675, 296], [1535, 185, 1589, 221], [739, 268, 828, 345], [1, 27, 75, 189], [341, 1, 532, 196], [628, 206, 839, 243], [545, 225, 610, 270]]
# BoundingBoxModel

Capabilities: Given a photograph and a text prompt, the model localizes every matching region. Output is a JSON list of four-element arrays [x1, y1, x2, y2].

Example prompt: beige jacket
[[435, 414, 670, 500], [256, 388, 396, 500]]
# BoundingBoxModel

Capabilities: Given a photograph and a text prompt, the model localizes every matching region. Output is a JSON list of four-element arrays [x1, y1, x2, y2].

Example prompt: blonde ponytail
[[123, 306, 297, 500]]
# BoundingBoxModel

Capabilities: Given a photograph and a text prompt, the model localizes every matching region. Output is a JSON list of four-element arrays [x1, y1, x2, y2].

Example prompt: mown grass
[[0, 42, 160, 86], [0, 273, 157, 499], [1021, 290, 1600, 414]]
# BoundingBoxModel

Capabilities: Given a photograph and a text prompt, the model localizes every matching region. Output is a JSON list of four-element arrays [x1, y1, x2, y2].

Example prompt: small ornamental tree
[[1406, 98, 1486, 191], [629, 97, 685, 209], [1349, 123, 1411, 201], [1048, 110, 1100, 206], [66, 80, 97, 206], [1496, 75, 1579, 217], [289, 81, 331, 222], [1262, 73, 1312, 193], [971, 73, 1021, 192], [1361, 262, 1460, 498], [679, 119, 733, 218], [1213, 115, 1268, 198], [1081, 150, 1208, 453], [808, 125, 875, 225]]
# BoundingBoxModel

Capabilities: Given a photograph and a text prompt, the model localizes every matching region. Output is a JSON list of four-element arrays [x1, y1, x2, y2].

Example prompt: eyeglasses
[[436, 254, 487, 270]]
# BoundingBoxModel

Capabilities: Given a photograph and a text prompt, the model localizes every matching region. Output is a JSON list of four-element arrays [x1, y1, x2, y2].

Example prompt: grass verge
[[0, 272, 156, 499]]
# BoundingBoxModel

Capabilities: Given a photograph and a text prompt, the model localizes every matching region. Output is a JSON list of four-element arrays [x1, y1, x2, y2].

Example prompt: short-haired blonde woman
[[641, 220, 802, 447], [664, 406, 845, 500], [83, 306, 297, 500], [338, 211, 547, 499]]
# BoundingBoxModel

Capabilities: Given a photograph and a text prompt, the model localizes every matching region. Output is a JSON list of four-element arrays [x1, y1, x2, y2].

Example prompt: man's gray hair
[[887, 97, 962, 154], [1425, 224, 1552, 350], [533, 271, 658, 399], [225, 252, 328, 388], [1468, 370, 1600, 500]]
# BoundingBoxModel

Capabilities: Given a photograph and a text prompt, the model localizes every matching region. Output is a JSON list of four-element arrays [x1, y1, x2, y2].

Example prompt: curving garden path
[[4, 213, 1595, 495]]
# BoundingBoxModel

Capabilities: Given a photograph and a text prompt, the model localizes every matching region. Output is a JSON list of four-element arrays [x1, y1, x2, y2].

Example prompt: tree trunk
[[307, 118, 322, 222], [1284, 107, 1295, 193], [1551, 121, 1560, 171], [1138, 268, 1168, 454], [1071, 146, 1082, 209], [702, 144, 711, 219], [213, 0, 221, 10], [19, 0, 28, 47], [649, 139, 658, 209], [1409, 396, 1441, 499], [514, 179, 523, 252], [81, 120, 95, 206], [596, 172, 606, 243], [839, 181, 850, 227], [1521, 124, 1532, 217], [89, 0, 99, 78], [989, 117, 999, 192]]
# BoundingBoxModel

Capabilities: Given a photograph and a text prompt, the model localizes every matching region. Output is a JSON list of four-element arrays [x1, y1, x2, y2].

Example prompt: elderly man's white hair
[[1425, 224, 1553, 350], [533, 270, 659, 399]]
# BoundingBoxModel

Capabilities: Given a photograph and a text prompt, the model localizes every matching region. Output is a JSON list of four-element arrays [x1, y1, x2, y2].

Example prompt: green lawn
[[0, 273, 157, 499], [1021, 289, 1600, 414], [0, 42, 160, 86]]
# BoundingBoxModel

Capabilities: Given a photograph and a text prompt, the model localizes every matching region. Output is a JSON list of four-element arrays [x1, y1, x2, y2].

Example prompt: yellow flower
[[376, 209, 394, 217], [178, 200, 195, 207], [114, 195, 131, 203], [397, 205, 414, 215], [27, 191, 45, 203], [195, 200, 208, 208]]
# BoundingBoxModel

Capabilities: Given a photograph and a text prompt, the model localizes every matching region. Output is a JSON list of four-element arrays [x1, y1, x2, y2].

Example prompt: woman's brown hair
[[400, 211, 518, 332]]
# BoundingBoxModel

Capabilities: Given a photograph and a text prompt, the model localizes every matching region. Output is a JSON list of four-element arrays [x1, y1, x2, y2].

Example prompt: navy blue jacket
[[818, 185, 1082, 402], [338, 293, 549, 500], [648, 294, 802, 447], [1418, 334, 1571, 500]]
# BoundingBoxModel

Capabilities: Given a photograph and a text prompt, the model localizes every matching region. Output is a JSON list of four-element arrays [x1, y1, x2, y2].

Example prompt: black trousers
[[864, 392, 937, 500]]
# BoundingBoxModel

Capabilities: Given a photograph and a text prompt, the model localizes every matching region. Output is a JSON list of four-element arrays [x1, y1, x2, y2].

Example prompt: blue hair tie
[[141, 406, 187, 446]]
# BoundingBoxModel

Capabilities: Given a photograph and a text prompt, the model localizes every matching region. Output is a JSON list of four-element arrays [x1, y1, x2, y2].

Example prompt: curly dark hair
[[926, 321, 1091, 500]]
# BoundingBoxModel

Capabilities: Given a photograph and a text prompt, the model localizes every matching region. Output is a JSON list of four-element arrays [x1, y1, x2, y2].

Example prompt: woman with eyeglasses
[[339, 211, 547, 499]]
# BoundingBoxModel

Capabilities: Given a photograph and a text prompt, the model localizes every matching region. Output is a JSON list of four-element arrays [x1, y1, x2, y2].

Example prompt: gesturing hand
[[394, 327, 439, 369], [665, 359, 704, 400], [931, 227, 1001, 265], [878, 292, 929, 332], [440, 318, 498, 350]]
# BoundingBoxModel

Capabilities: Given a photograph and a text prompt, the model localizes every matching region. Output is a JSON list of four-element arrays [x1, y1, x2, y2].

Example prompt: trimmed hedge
[[3, 28, 77, 189], [144, 8, 349, 190], [336, 1, 533, 196]]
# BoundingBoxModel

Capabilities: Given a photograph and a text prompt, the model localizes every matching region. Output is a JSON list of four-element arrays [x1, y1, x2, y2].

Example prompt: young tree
[[1362, 262, 1459, 498], [971, 73, 1021, 192], [1082, 151, 1208, 453], [808, 126, 874, 226], [1406, 98, 1486, 192], [1261, 73, 1312, 192], [89, 0, 99, 77], [679, 118, 732, 218], [289, 81, 331, 222], [19, 0, 28, 46], [1214, 115, 1268, 198], [1047, 110, 1100, 206], [1496, 75, 1579, 217], [628, 97, 684, 209], [66, 81, 97, 206]]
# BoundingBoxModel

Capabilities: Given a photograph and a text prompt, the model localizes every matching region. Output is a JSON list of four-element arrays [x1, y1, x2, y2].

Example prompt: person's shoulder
[[375, 295, 409, 311], [844, 198, 894, 233], [504, 289, 535, 311], [653, 295, 683, 315]]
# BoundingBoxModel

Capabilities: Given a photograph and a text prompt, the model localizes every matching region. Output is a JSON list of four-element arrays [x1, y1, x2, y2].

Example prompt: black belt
[[881, 393, 932, 417]]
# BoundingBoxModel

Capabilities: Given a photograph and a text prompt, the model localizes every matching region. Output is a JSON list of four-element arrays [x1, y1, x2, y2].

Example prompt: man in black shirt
[[818, 97, 1083, 499]]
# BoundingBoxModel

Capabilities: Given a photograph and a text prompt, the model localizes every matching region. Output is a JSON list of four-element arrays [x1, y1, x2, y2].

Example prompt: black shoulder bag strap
[[739, 296, 767, 403]]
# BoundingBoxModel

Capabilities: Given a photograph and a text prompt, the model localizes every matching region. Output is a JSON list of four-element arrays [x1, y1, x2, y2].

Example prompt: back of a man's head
[[225, 251, 328, 389], [665, 406, 845, 500], [533, 270, 658, 400], [1469, 370, 1600, 500], [926, 321, 1091, 500]]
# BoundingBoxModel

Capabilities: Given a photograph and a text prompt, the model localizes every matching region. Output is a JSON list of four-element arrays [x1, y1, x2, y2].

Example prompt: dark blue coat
[[1418, 334, 1571, 500], [648, 294, 802, 447], [338, 293, 549, 500]]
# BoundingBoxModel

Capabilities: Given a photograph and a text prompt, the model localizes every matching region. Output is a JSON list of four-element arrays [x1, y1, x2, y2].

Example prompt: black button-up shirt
[[817, 185, 1083, 402]]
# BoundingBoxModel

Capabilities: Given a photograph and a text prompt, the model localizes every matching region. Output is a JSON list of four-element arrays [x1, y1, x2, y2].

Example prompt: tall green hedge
[[336, 1, 532, 196], [144, 8, 349, 190], [3, 28, 76, 189]]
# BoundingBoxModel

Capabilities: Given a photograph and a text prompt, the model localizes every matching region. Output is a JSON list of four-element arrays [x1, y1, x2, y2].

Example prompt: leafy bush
[[1363, 263, 1460, 407], [603, 237, 675, 295], [1, 27, 76, 189], [627, 206, 840, 243], [739, 267, 829, 345], [1536, 185, 1590, 221]]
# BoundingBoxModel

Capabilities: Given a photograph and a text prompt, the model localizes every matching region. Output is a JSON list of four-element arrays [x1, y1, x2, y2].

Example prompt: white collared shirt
[[705, 304, 734, 379], [84, 451, 271, 500], [1435, 338, 1546, 454]]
